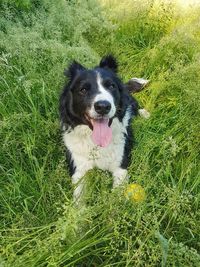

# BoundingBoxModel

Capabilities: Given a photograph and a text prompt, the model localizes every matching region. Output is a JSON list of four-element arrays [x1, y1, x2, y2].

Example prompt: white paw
[[113, 169, 128, 188], [138, 108, 150, 119]]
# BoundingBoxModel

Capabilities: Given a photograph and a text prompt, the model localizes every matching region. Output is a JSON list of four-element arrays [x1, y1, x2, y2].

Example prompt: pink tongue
[[91, 119, 112, 147]]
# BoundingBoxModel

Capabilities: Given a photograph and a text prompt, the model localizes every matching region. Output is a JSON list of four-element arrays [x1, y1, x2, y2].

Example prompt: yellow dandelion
[[125, 183, 146, 203]]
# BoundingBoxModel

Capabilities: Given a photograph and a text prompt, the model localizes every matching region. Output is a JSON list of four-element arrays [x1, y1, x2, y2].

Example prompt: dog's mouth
[[85, 114, 113, 147]]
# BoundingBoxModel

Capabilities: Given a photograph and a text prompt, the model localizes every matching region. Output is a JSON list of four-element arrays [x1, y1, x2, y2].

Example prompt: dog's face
[[60, 55, 145, 147], [69, 62, 122, 127], [76, 69, 120, 122]]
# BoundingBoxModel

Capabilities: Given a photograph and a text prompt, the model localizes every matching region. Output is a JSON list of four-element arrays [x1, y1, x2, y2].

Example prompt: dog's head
[[60, 55, 147, 147]]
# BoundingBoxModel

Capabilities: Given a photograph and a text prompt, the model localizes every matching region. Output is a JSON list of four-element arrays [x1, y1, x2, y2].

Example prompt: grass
[[0, 0, 200, 266]]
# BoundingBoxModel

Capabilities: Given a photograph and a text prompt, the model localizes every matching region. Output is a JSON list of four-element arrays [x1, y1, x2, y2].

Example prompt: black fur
[[66, 148, 76, 176], [59, 55, 140, 173], [119, 95, 138, 169], [99, 54, 118, 72], [121, 122, 134, 169]]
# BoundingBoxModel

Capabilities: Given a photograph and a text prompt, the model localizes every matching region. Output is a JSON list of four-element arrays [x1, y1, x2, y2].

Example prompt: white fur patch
[[131, 77, 149, 87], [138, 108, 150, 119], [63, 107, 132, 191], [122, 105, 132, 129], [88, 72, 116, 119], [113, 168, 128, 188]]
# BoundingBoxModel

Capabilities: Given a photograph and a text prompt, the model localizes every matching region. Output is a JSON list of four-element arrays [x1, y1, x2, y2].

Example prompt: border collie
[[59, 55, 149, 203]]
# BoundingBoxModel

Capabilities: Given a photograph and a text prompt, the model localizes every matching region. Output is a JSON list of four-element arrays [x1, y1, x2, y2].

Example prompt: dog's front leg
[[72, 171, 85, 204], [113, 168, 128, 188], [72, 164, 92, 204]]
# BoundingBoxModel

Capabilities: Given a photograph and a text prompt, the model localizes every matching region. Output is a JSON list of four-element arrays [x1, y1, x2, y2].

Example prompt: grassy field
[[0, 0, 200, 266]]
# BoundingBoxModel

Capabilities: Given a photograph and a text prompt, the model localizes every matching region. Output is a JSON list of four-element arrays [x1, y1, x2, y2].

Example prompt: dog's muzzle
[[94, 100, 111, 115]]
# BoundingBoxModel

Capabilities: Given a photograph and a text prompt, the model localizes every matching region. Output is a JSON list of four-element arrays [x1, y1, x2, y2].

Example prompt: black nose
[[94, 100, 111, 115]]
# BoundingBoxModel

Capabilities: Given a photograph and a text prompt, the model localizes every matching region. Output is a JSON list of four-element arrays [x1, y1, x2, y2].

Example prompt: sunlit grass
[[0, 0, 200, 266]]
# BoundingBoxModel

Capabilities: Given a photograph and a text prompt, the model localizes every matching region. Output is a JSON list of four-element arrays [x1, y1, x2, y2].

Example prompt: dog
[[59, 55, 149, 203]]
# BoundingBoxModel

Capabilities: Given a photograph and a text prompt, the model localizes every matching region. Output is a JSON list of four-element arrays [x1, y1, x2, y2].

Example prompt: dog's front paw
[[113, 168, 128, 188], [72, 172, 85, 205], [73, 184, 83, 204]]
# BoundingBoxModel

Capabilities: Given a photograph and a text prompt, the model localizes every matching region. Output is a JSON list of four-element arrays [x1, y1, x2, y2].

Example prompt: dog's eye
[[109, 83, 115, 90], [79, 88, 87, 95]]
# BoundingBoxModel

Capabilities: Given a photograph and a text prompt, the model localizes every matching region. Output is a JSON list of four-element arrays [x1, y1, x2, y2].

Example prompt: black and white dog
[[59, 55, 149, 202]]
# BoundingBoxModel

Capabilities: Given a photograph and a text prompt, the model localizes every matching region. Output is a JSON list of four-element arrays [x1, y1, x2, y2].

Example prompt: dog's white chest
[[63, 115, 129, 172]]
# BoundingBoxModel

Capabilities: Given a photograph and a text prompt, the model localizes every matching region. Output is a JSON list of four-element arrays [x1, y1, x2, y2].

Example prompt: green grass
[[0, 0, 200, 266]]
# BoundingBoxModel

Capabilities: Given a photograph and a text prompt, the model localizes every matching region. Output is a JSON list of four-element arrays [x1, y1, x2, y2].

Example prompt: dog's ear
[[99, 55, 118, 72], [64, 61, 85, 81], [125, 78, 150, 93]]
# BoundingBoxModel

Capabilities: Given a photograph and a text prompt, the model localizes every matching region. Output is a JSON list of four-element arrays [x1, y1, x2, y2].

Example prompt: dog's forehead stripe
[[86, 71, 116, 120], [95, 72, 114, 102], [94, 71, 116, 116]]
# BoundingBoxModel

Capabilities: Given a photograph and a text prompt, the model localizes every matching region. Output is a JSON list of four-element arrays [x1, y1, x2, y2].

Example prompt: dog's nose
[[94, 100, 111, 115]]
